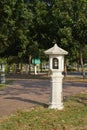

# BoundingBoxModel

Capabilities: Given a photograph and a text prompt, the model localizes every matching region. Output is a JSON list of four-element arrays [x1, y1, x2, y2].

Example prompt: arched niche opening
[[52, 58, 59, 69]]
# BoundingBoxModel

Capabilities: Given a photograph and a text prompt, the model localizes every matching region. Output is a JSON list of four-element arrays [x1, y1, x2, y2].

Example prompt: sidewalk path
[[0, 78, 87, 117]]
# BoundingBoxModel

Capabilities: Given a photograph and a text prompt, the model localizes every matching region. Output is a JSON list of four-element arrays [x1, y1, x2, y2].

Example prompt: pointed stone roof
[[44, 44, 68, 55]]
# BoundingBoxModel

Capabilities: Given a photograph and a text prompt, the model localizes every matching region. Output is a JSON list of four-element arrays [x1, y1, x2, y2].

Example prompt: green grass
[[0, 80, 12, 90], [0, 83, 6, 90], [0, 93, 87, 130]]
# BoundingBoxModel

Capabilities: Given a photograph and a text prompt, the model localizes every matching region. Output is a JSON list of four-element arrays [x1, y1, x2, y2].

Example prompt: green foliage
[[0, 0, 87, 64]]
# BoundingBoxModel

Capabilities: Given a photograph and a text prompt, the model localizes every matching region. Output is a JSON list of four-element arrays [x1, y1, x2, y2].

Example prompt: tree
[[71, 0, 87, 77], [0, 0, 87, 77], [0, 0, 34, 62], [0, 0, 16, 57]]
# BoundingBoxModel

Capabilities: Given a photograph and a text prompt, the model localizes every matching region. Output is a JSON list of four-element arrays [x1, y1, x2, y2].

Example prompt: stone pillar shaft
[[49, 71, 64, 110]]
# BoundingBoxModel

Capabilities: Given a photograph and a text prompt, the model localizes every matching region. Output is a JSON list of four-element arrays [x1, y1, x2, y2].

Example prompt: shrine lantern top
[[44, 44, 68, 71]]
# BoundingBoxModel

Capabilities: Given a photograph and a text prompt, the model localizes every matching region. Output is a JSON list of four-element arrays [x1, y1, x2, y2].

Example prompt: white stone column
[[2, 64, 5, 72], [34, 64, 37, 75], [49, 71, 64, 110]]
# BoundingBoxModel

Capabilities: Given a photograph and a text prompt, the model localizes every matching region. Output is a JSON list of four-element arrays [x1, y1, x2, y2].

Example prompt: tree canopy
[[0, 0, 87, 66]]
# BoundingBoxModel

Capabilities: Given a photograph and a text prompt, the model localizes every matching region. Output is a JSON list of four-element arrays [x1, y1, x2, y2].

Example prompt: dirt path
[[0, 77, 87, 117]]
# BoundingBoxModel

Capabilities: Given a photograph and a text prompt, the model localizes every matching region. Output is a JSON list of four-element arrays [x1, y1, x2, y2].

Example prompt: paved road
[[0, 78, 87, 117]]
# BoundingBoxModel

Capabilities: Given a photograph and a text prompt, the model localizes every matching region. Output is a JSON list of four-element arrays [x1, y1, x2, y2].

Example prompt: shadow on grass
[[64, 94, 87, 106], [5, 97, 48, 108], [77, 97, 87, 106]]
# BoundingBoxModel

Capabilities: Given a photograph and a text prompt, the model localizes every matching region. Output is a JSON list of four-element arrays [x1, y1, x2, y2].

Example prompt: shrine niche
[[52, 58, 59, 69]]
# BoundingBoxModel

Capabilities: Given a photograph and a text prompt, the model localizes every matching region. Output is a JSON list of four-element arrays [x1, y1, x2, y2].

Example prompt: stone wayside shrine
[[44, 44, 68, 110]]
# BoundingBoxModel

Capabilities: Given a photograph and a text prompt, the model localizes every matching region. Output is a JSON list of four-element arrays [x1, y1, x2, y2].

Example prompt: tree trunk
[[80, 45, 86, 78], [64, 57, 67, 77], [29, 55, 32, 74], [40, 61, 43, 72], [6, 57, 10, 73], [77, 60, 80, 72]]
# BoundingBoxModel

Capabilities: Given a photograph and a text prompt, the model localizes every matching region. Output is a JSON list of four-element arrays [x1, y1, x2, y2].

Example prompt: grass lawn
[[0, 84, 6, 90], [0, 93, 87, 130], [0, 80, 12, 90]]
